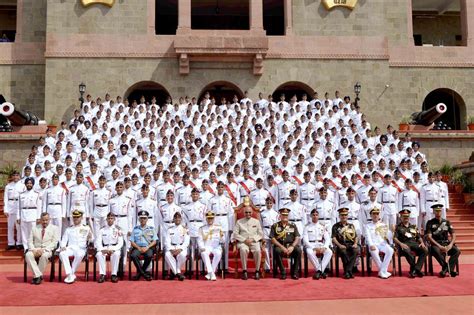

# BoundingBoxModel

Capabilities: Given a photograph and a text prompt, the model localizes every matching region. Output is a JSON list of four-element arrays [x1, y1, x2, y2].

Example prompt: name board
[[81, 0, 115, 8], [322, 0, 358, 10]]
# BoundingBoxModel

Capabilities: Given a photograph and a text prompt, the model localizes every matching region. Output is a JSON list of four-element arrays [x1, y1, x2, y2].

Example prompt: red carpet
[[1, 266, 473, 307]]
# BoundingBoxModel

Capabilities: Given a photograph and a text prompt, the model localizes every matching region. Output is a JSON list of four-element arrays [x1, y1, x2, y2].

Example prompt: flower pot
[[463, 193, 474, 205], [441, 175, 450, 183], [454, 184, 464, 194], [399, 123, 409, 131], [47, 124, 57, 133], [468, 123, 474, 131]]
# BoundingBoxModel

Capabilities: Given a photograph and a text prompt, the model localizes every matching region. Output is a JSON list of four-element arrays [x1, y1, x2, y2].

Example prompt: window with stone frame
[[191, 0, 250, 30], [0, 0, 17, 42]]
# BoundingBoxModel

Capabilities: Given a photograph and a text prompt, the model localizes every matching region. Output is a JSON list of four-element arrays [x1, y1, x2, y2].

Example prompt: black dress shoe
[[132, 274, 142, 281], [144, 274, 152, 281], [322, 272, 328, 279], [439, 268, 448, 278], [415, 270, 424, 278], [280, 273, 287, 280], [352, 267, 359, 273], [6, 245, 15, 251], [241, 271, 248, 280], [264, 269, 271, 274], [31, 277, 39, 285], [111, 275, 118, 283], [16, 245, 23, 250], [35, 277, 42, 285], [350, 272, 354, 279], [344, 272, 351, 279], [98, 275, 105, 283], [168, 273, 176, 280], [177, 273, 185, 281], [409, 271, 416, 278], [291, 274, 299, 280], [313, 271, 321, 280], [254, 271, 260, 280], [450, 271, 458, 278]]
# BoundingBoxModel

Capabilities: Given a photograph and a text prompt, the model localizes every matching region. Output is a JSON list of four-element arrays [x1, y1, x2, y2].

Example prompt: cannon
[[410, 103, 447, 126], [0, 98, 40, 132]]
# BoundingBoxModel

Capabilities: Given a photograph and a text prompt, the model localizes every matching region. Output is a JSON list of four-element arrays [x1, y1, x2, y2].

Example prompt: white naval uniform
[[68, 183, 90, 222], [182, 200, 206, 264], [207, 194, 234, 268], [197, 223, 224, 276], [303, 221, 333, 272], [158, 202, 182, 247], [42, 184, 67, 236], [95, 224, 124, 276], [249, 188, 271, 209], [286, 200, 307, 236], [276, 180, 296, 210], [239, 179, 256, 198], [364, 221, 394, 277], [420, 183, 441, 226], [156, 182, 175, 207], [109, 194, 133, 250], [259, 207, 279, 270], [3, 181, 25, 246], [175, 185, 193, 208], [19, 189, 42, 249], [397, 189, 420, 227], [436, 180, 450, 219], [299, 182, 317, 209], [90, 187, 112, 237], [359, 200, 382, 232], [164, 224, 190, 275], [59, 224, 92, 277], [377, 185, 398, 227], [313, 198, 336, 230]]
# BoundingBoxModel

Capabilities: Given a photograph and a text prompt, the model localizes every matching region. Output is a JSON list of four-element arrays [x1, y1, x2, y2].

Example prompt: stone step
[[455, 233, 474, 241]]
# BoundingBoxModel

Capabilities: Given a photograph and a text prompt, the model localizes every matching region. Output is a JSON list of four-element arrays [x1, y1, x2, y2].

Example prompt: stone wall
[[292, 0, 409, 44], [0, 64, 46, 117], [46, 0, 147, 35], [21, 0, 47, 42], [0, 136, 39, 169]]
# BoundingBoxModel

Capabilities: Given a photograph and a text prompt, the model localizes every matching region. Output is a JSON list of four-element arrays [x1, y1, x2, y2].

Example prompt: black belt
[[24, 207, 37, 209], [383, 201, 395, 204], [367, 219, 373, 222], [160, 199, 166, 201], [403, 205, 416, 207], [164, 220, 172, 223], [426, 200, 435, 202], [48, 203, 62, 205], [290, 219, 302, 222], [8, 198, 18, 201], [282, 198, 290, 200], [215, 214, 227, 217], [264, 226, 271, 228], [309, 240, 323, 243], [115, 214, 127, 218], [320, 218, 330, 221], [96, 204, 108, 207], [255, 205, 265, 207], [189, 220, 202, 223], [302, 198, 311, 201], [103, 243, 118, 246], [348, 217, 358, 220], [171, 243, 183, 246]]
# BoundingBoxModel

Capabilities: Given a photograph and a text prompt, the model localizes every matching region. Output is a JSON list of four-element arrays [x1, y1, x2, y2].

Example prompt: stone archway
[[272, 81, 315, 102], [422, 88, 466, 130], [124, 81, 171, 107], [198, 81, 244, 105]]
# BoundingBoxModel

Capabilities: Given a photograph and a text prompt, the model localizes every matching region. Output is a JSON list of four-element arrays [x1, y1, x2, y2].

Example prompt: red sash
[[391, 180, 402, 193], [410, 184, 420, 195], [61, 182, 69, 194], [292, 176, 303, 186], [239, 181, 251, 195], [206, 185, 215, 195], [356, 173, 363, 181], [167, 179, 174, 185], [400, 172, 407, 180], [189, 181, 196, 189], [224, 184, 237, 205], [85, 176, 96, 190], [327, 179, 340, 190]]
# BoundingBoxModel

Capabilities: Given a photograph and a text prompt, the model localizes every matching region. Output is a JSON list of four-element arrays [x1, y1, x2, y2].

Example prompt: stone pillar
[[177, 0, 191, 34], [284, 0, 292, 35], [460, 0, 472, 46], [15, 0, 23, 42], [406, 0, 414, 46], [250, 0, 264, 31]]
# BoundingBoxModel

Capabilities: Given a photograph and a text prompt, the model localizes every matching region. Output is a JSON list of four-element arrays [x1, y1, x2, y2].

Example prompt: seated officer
[[164, 212, 190, 281], [332, 207, 360, 279], [130, 210, 157, 281], [59, 210, 93, 284], [197, 211, 225, 281], [364, 207, 394, 279], [394, 209, 428, 278], [426, 204, 460, 277], [303, 208, 332, 280], [95, 212, 124, 283], [270, 208, 302, 280]]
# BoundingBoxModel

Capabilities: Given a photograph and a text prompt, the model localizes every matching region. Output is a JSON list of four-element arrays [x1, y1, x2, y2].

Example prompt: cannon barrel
[[0, 102, 39, 126], [410, 103, 447, 126]]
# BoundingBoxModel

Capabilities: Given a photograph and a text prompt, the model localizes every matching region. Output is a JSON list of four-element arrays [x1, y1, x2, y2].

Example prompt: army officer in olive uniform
[[332, 207, 360, 279], [394, 209, 428, 278], [270, 208, 301, 280], [426, 204, 460, 277]]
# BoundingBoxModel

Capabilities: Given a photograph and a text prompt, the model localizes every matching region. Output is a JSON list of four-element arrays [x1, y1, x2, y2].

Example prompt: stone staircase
[[0, 189, 473, 264]]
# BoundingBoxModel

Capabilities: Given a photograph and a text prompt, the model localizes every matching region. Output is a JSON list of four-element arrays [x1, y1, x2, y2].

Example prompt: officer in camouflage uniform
[[394, 209, 428, 278], [332, 207, 360, 279], [426, 204, 460, 277]]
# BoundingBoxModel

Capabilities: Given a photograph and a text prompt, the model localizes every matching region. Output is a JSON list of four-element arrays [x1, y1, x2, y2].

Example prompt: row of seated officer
[[24, 203, 460, 284]]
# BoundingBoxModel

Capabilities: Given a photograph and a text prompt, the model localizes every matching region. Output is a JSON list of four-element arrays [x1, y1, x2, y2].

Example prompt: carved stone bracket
[[179, 53, 189, 75]]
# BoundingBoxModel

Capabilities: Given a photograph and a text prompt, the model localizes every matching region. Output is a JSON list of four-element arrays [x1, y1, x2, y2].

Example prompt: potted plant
[[47, 119, 58, 133], [399, 116, 410, 131], [437, 163, 454, 183], [451, 170, 467, 194], [0, 164, 19, 193], [463, 181, 474, 205], [468, 116, 474, 131]]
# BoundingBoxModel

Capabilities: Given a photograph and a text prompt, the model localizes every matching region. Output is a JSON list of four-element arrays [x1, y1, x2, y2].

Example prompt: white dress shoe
[[211, 273, 217, 281], [205, 273, 211, 280]]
